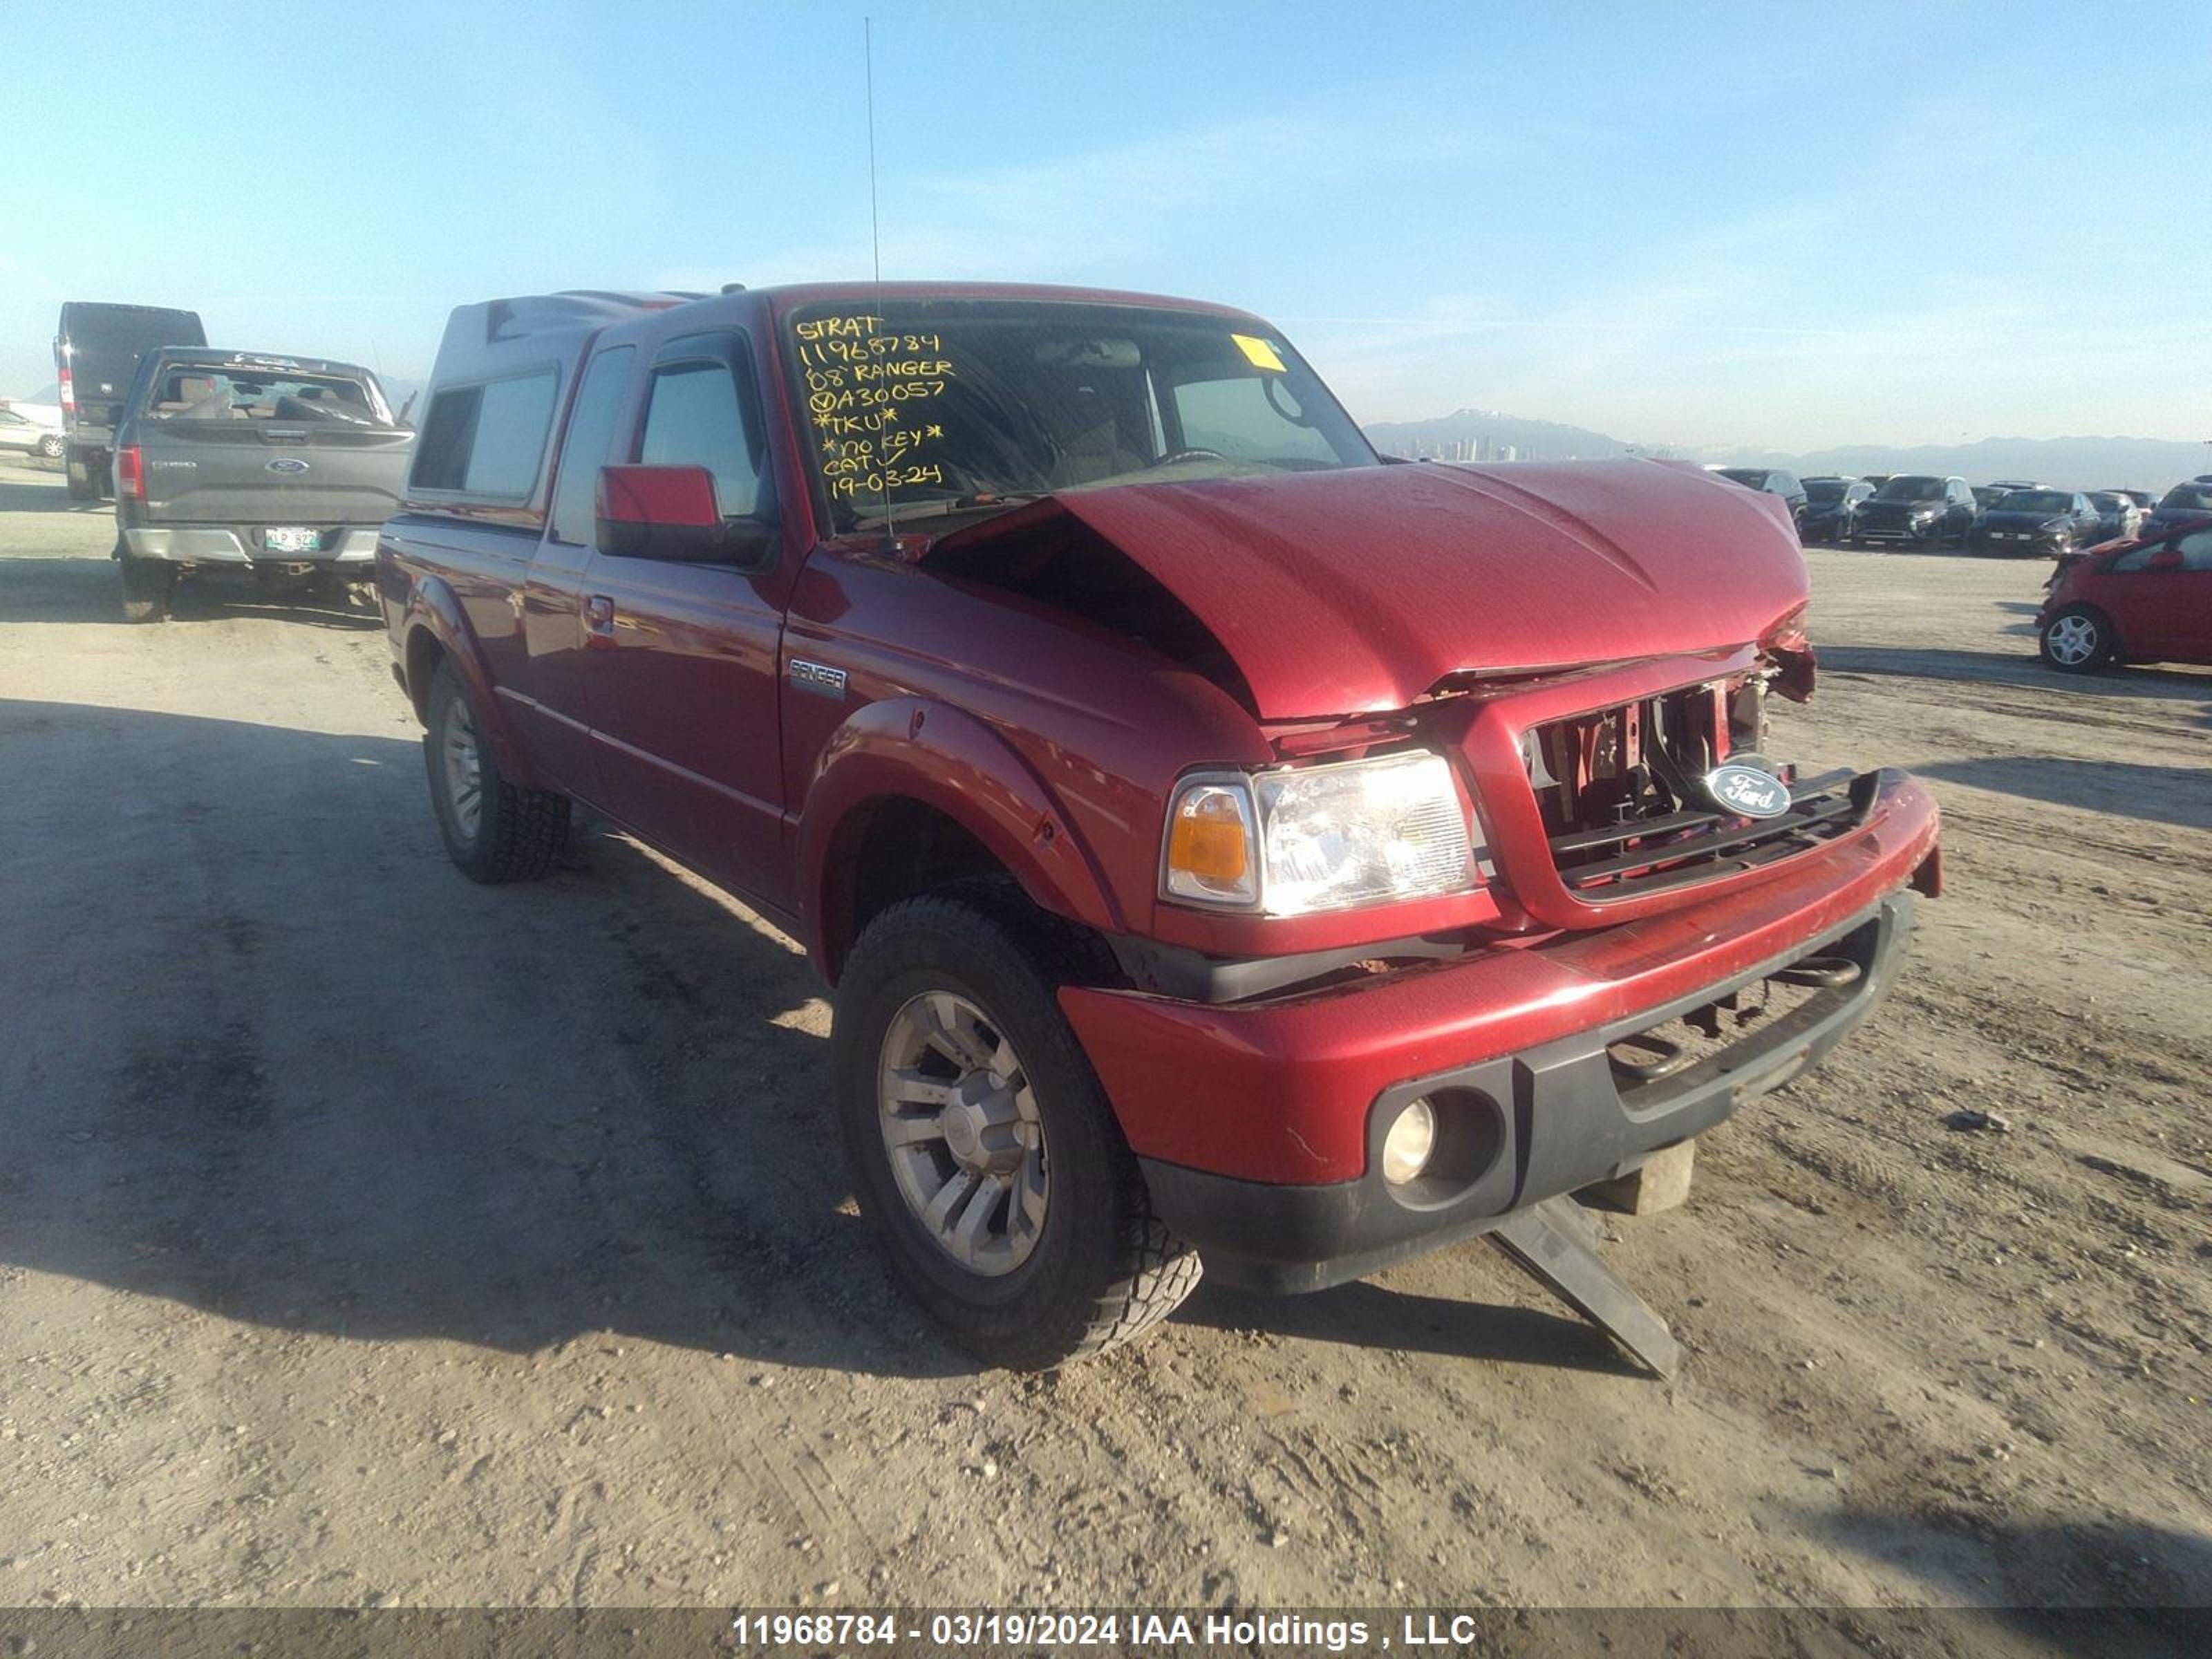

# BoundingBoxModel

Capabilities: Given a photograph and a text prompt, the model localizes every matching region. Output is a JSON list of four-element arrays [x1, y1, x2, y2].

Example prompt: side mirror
[[596, 464, 776, 567], [2144, 545, 2184, 572]]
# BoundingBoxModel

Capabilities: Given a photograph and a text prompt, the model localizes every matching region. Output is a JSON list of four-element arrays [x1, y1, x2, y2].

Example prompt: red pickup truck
[[377, 284, 1940, 1370]]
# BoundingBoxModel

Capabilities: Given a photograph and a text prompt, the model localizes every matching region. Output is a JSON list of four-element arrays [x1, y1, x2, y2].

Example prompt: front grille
[[1523, 686, 1870, 901]]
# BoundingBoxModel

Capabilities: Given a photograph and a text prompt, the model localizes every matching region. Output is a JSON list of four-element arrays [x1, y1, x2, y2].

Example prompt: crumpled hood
[[926, 459, 1808, 719]]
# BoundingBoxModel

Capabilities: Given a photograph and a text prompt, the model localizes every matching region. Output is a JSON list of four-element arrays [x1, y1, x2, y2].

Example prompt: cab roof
[[427, 281, 1272, 386]]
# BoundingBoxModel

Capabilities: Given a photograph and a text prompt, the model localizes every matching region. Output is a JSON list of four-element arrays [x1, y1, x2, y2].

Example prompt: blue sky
[[5, 1, 2206, 449]]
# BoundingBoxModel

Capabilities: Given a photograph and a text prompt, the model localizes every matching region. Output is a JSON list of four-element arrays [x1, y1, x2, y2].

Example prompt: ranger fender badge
[[1704, 763, 1791, 819], [788, 659, 847, 699]]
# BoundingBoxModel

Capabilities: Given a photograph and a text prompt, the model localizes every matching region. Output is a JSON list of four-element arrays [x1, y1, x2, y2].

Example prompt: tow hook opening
[[1605, 948, 1864, 1085]]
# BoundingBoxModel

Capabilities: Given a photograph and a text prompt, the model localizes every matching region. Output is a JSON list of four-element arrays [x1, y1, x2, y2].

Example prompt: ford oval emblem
[[266, 456, 311, 474], [1705, 763, 1792, 820]]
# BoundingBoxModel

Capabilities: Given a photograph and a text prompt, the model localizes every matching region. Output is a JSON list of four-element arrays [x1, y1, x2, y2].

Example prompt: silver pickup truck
[[111, 348, 413, 621]]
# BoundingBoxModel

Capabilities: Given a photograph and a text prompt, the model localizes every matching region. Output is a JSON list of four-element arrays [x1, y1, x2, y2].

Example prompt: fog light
[[1381, 1098, 1437, 1185]]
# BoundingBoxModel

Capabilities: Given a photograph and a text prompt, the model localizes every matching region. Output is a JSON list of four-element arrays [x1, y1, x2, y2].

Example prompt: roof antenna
[[865, 15, 898, 549]]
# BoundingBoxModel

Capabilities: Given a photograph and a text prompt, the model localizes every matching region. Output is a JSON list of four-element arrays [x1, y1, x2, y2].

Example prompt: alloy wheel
[[2046, 614, 2099, 666], [442, 699, 483, 842], [877, 991, 1048, 1277]]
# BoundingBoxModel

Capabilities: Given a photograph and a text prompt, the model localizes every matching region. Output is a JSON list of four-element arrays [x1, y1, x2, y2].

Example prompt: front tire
[[118, 555, 174, 623], [2040, 605, 2111, 673], [422, 660, 569, 882], [37, 434, 62, 460], [832, 881, 1199, 1370]]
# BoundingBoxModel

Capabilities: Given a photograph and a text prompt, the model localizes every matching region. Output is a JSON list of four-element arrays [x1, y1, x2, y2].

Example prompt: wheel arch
[[799, 698, 1127, 985], [398, 574, 536, 785]]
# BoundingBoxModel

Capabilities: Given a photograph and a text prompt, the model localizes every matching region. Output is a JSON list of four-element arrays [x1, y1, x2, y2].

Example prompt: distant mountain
[[1364, 408, 1632, 462], [1363, 407, 2210, 491]]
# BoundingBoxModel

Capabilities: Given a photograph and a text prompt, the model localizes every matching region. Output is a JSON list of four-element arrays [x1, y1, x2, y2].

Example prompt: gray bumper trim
[[122, 526, 380, 565]]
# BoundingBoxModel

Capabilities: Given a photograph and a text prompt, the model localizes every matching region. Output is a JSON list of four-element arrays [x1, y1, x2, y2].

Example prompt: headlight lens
[[1161, 751, 1478, 915]]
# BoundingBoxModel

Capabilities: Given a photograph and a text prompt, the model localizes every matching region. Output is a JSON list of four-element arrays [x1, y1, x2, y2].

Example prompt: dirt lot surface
[[3, 456, 2206, 1618]]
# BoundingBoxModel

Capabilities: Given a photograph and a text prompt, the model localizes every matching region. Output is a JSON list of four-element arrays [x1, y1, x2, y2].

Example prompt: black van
[[53, 301, 206, 499]]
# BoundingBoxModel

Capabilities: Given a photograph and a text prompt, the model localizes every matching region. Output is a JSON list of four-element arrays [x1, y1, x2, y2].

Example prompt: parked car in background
[[1709, 467, 1808, 533], [1848, 474, 1976, 549], [1859, 474, 1893, 491], [2111, 489, 2155, 516], [1970, 485, 2006, 516], [0, 405, 64, 460], [1967, 488, 2103, 558], [53, 301, 206, 500], [2141, 481, 2212, 538], [373, 281, 1938, 1370], [2039, 523, 2212, 671], [1989, 478, 2045, 494], [1799, 476, 1873, 543], [111, 348, 413, 621], [2085, 491, 2146, 543]]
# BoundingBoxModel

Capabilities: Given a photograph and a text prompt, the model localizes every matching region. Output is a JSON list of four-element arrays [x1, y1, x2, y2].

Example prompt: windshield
[[1803, 480, 1846, 503], [784, 299, 1376, 529], [1998, 490, 2074, 514], [2157, 485, 2212, 511], [144, 362, 392, 425], [1873, 476, 1945, 502]]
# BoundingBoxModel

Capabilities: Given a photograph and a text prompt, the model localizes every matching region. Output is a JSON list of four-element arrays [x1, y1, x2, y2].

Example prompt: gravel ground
[[1, 456, 2206, 1619]]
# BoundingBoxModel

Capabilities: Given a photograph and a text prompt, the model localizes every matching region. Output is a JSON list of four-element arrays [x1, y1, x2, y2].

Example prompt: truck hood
[[925, 458, 1809, 719]]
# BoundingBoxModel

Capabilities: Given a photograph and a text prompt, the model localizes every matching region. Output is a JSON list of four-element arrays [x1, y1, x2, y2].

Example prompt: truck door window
[[639, 361, 766, 519], [549, 346, 636, 545]]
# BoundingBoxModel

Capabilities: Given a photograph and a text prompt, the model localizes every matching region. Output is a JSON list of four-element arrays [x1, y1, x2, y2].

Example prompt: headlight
[[1161, 751, 1478, 915], [1909, 506, 1938, 522]]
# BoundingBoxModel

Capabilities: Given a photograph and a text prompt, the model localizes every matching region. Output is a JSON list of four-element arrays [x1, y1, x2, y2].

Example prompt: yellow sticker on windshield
[[1231, 333, 1286, 372]]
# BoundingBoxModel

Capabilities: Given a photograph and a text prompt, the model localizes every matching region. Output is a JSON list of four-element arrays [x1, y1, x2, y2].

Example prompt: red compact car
[[2038, 521, 2212, 672]]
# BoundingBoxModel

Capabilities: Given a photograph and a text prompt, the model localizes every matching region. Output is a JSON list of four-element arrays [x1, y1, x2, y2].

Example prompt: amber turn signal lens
[[1163, 783, 1257, 904], [1169, 792, 1248, 879]]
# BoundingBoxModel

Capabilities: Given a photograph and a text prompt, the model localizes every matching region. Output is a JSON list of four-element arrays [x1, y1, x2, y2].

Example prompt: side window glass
[[549, 346, 635, 545], [639, 360, 767, 518], [2110, 543, 2157, 573], [464, 373, 560, 497], [2177, 530, 2212, 572], [411, 387, 482, 491]]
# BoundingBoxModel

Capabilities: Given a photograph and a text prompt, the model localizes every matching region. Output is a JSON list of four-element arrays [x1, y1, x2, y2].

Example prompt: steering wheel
[[1154, 447, 1228, 467]]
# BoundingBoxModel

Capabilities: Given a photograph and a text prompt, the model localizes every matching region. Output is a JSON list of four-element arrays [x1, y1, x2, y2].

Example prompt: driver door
[[578, 330, 794, 910]]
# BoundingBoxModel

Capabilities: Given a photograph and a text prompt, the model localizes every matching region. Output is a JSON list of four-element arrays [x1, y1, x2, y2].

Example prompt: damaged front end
[[922, 460, 1925, 988]]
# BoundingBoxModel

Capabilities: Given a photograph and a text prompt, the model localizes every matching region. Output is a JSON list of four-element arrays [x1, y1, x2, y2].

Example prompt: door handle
[[585, 594, 616, 648]]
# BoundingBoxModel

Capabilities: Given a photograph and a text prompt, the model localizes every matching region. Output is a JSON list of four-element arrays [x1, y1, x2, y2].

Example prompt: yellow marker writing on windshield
[[1231, 333, 1286, 372]]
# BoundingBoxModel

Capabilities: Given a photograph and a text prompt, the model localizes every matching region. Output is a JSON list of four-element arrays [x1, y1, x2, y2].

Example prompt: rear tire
[[36, 434, 62, 460], [2040, 605, 2111, 673], [832, 879, 1200, 1370], [118, 555, 174, 623], [422, 660, 569, 882]]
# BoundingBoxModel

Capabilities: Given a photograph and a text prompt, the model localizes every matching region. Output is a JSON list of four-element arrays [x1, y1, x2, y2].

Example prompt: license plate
[[265, 527, 321, 553]]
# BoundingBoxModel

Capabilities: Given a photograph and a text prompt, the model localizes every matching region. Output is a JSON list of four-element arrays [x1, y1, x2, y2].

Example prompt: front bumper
[[1060, 770, 1939, 1291], [1969, 528, 2061, 556], [121, 525, 380, 566], [1853, 517, 1942, 544]]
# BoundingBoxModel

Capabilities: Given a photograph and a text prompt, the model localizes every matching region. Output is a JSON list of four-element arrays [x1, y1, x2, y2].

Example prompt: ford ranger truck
[[377, 285, 1941, 1371], [111, 348, 413, 621]]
